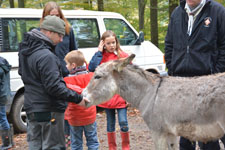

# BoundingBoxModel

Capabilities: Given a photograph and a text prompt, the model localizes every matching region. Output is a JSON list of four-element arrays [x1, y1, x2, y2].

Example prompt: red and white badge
[[204, 17, 212, 27]]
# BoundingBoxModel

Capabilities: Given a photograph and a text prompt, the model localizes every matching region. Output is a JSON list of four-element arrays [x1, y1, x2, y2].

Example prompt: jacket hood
[[0, 57, 11, 73], [19, 29, 55, 56]]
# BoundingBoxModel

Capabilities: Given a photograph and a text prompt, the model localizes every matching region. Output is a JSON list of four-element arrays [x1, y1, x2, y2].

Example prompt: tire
[[9, 94, 27, 133]]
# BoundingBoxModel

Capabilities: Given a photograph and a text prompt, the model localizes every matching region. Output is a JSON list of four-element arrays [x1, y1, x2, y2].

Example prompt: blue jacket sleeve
[[88, 51, 103, 72], [69, 28, 78, 50]]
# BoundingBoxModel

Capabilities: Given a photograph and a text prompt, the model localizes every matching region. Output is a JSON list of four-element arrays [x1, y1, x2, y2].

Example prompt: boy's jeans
[[0, 105, 10, 130], [70, 122, 99, 150], [105, 108, 129, 132]]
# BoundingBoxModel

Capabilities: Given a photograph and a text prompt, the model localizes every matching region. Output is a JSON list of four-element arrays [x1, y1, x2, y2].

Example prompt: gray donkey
[[82, 54, 225, 150]]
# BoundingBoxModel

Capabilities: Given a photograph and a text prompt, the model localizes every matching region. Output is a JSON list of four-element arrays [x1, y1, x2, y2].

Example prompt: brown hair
[[64, 50, 86, 67], [101, 30, 123, 58], [40, 1, 70, 35]]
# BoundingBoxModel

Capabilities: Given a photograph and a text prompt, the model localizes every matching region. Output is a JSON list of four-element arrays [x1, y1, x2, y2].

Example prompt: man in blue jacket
[[165, 0, 225, 149], [18, 15, 89, 150]]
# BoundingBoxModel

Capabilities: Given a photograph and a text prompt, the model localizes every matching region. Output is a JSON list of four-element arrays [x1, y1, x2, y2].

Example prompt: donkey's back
[[146, 73, 225, 143]]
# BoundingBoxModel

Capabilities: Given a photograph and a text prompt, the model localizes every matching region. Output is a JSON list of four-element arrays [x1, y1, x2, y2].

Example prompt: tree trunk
[[138, 0, 147, 31], [9, 0, 14, 8], [18, 0, 25, 8], [0, 0, 3, 7], [150, 0, 158, 47], [169, 0, 178, 18], [18, 0, 26, 40], [98, 0, 104, 11]]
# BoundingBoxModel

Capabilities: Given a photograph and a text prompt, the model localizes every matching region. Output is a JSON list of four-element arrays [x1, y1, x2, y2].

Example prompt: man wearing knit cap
[[165, 0, 225, 150], [40, 15, 65, 45], [18, 15, 89, 150]]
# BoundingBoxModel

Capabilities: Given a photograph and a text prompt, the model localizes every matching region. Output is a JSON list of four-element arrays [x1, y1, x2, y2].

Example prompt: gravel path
[[3, 107, 225, 150]]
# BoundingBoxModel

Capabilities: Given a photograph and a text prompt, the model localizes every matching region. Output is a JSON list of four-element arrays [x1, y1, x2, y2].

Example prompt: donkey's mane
[[126, 64, 160, 83]]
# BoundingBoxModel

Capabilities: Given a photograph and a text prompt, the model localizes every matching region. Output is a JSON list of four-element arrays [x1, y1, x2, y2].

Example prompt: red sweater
[[64, 72, 96, 126], [98, 51, 129, 109]]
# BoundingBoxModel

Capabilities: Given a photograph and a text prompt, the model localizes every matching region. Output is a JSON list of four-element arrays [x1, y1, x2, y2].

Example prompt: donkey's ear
[[114, 54, 135, 72]]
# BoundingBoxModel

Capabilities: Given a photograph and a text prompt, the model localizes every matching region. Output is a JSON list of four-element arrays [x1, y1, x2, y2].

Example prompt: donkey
[[82, 54, 225, 150]]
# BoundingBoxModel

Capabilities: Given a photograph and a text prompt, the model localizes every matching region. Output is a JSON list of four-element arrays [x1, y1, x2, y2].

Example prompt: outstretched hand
[[78, 97, 90, 107]]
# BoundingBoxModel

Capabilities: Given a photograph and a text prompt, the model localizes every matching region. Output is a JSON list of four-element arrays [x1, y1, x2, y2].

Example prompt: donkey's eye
[[94, 75, 101, 79]]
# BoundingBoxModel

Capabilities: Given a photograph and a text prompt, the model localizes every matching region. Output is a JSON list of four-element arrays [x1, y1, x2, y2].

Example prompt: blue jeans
[[64, 120, 70, 136], [0, 105, 10, 130], [70, 122, 99, 150], [105, 108, 129, 132]]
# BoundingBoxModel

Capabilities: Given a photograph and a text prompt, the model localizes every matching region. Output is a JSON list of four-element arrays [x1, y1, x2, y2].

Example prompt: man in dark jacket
[[165, 0, 225, 150], [18, 15, 88, 150]]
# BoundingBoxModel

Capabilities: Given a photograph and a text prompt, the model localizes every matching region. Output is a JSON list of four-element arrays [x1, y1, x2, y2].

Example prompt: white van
[[0, 8, 166, 132]]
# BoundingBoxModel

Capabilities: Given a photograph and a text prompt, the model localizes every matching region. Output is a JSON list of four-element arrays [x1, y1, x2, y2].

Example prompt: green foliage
[[0, 0, 10, 8], [215, 0, 225, 6]]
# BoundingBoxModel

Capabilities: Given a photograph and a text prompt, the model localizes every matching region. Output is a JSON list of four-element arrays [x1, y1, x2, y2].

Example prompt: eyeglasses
[[50, 31, 64, 38], [57, 33, 64, 38]]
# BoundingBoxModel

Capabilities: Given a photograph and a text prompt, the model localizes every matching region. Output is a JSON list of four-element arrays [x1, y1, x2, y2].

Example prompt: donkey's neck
[[116, 67, 162, 109]]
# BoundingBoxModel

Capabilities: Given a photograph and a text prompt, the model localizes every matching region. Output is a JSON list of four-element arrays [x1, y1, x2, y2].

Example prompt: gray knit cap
[[40, 15, 65, 36]]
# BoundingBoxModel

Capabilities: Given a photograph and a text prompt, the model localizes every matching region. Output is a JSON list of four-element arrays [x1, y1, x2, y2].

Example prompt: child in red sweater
[[88, 30, 130, 150], [64, 50, 99, 149]]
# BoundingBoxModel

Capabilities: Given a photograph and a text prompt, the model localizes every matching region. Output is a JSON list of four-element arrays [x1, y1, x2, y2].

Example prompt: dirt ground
[[2, 107, 225, 150], [2, 107, 154, 150]]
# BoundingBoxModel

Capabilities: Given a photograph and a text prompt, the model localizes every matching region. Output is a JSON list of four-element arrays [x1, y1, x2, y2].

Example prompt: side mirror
[[139, 31, 144, 43], [134, 31, 144, 45]]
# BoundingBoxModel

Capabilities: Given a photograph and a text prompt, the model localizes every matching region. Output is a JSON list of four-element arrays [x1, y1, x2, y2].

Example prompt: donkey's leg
[[218, 120, 225, 145], [166, 134, 179, 150], [151, 131, 168, 150]]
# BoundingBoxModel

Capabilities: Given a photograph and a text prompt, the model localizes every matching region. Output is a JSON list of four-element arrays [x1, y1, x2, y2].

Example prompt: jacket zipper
[[187, 45, 190, 53]]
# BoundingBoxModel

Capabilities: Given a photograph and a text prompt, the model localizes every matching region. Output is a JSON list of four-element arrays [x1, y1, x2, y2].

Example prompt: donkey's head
[[83, 54, 135, 107]]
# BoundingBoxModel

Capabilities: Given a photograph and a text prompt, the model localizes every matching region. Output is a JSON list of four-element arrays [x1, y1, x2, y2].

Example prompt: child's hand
[[126, 102, 131, 107], [98, 40, 104, 52]]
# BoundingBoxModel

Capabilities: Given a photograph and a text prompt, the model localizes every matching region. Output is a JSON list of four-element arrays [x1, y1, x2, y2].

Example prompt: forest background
[[0, 0, 224, 52]]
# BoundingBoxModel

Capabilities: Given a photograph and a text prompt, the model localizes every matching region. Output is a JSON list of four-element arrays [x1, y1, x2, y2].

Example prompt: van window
[[103, 18, 137, 46], [0, 18, 100, 51], [69, 18, 100, 48], [0, 18, 39, 52]]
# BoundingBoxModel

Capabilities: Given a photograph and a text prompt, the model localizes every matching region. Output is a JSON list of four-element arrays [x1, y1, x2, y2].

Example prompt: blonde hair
[[101, 30, 123, 58], [64, 50, 86, 67], [40, 1, 70, 35]]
